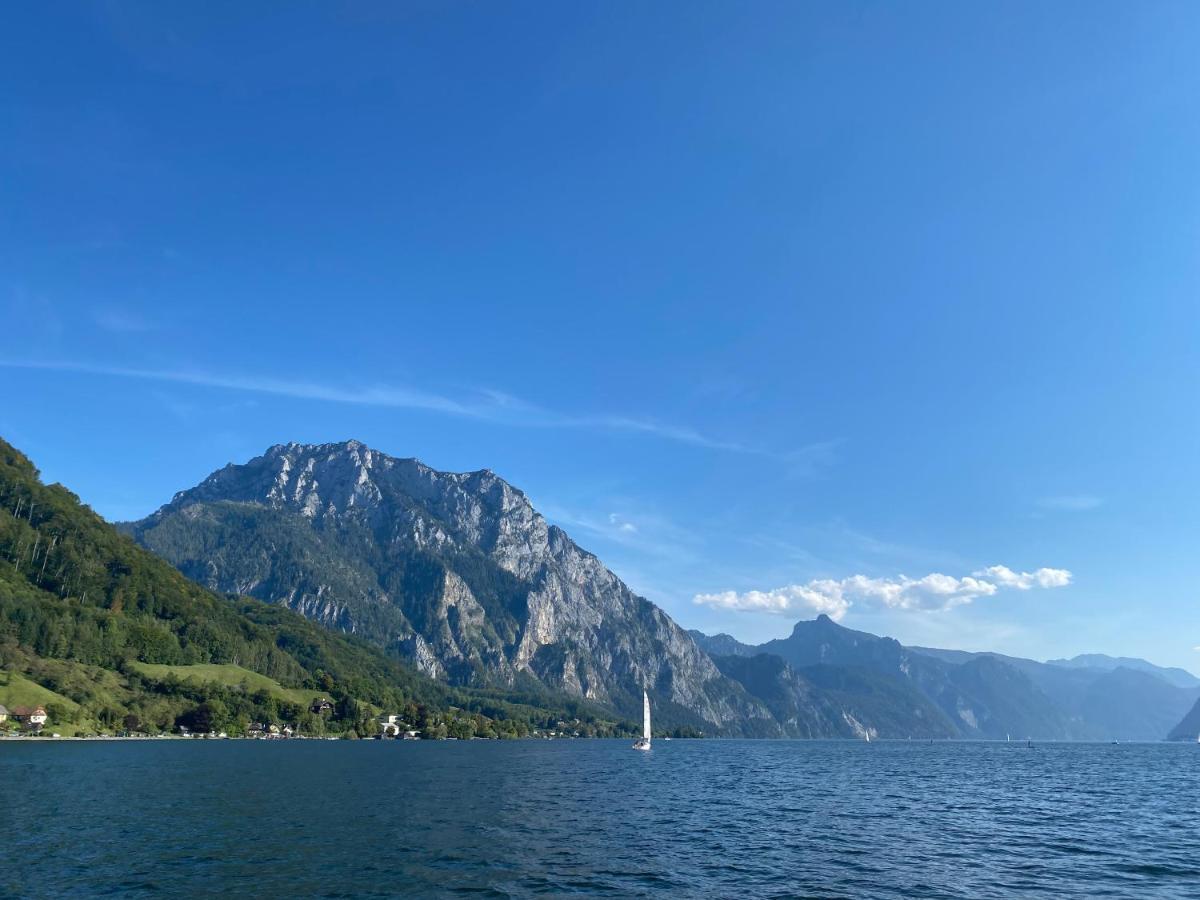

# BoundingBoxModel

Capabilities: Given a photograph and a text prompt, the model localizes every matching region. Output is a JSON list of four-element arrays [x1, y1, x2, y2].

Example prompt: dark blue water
[[4, 740, 1199, 898]]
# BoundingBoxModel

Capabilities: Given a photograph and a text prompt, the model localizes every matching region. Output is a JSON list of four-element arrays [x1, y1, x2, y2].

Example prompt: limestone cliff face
[[127, 440, 774, 733]]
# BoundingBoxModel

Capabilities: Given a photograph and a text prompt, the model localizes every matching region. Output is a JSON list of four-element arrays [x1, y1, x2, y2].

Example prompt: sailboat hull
[[632, 738, 651, 751]]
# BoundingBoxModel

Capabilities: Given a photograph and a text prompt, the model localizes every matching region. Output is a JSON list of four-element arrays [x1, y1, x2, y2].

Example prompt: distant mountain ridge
[[757, 616, 1085, 740], [687, 631, 757, 658], [1167, 701, 1200, 741], [1045, 653, 1200, 689], [908, 645, 1200, 738], [694, 617, 1200, 741]]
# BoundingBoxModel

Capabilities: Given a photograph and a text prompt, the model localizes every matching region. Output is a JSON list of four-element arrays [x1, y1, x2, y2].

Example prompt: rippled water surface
[[4, 739, 1200, 897]]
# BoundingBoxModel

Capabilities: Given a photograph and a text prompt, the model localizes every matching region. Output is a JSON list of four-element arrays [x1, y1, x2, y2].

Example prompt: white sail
[[632, 689, 652, 749]]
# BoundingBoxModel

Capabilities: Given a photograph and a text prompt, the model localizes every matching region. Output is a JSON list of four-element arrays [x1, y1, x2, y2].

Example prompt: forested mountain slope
[[0, 438, 627, 738]]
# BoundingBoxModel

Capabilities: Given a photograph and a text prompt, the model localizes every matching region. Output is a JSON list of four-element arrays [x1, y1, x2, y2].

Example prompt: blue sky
[[3, 3, 1198, 667]]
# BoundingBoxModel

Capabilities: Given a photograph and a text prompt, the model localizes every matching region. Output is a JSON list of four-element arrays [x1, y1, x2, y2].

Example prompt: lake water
[[3, 739, 1199, 898]]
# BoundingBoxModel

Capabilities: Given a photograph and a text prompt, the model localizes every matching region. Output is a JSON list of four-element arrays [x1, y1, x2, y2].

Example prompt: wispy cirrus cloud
[[539, 503, 693, 554], [2, 359, 473, 414], [694, 565, 1073, 621], [475, 388, 803, 456], [0, 359, 824, 462], [536, 499, 707, 577]]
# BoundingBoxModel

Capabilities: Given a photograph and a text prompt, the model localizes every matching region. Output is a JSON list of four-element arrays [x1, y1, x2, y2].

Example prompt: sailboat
[[632, 690, 651, 751]]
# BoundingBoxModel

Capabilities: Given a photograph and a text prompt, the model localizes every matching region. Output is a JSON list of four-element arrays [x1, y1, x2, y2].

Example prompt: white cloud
[[1037, 495, 1103, 511], [692, 584, 854, 619], [973, 565, 1072, 590], [608, 513, 638, 534], [694, 564, 1072, 621]]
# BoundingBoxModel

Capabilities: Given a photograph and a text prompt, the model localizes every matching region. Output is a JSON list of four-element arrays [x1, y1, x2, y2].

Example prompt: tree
[[178, 699, 228, 733], [45, 702, 77, 726]]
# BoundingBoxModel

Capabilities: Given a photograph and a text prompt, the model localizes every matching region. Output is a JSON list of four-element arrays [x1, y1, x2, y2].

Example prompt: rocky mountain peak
[[159, 440, 540, 544], [128, 440, 774, 733]]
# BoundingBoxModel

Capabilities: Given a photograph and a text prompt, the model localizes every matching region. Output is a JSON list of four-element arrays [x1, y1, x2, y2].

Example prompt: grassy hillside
[[0, 437, 633, 739], [0, 655, 120, 736], [128, 662, 326, 706], [0, 670, 77, 711]]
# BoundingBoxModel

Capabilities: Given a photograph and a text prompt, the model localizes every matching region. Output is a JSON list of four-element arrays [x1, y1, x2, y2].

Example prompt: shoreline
[[0, 734, 1187, 744]]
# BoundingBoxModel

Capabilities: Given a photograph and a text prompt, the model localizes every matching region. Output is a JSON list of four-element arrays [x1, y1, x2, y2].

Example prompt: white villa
[[10, 705, 48, 728], [378, 714, 413, 737]]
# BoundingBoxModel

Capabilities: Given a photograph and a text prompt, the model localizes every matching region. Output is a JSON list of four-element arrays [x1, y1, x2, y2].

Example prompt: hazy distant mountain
[[1046, 653, 1200, 689], [754, 616, 1082, 740], [1167, 699, 1200, 741], [697, 616, 1200, 740], [124, 440, 775, 734], [709, 653, 958, 740], [909, 646, 1200, 740], [905, 646, 979, 666], [1078, 668, 1200, 740], [687, 630, 757, 658]]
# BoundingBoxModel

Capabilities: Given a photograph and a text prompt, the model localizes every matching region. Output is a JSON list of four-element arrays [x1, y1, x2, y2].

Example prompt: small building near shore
[[11, 705, 48, 728], [0, 704, 8, 723], [310, 698, 333, 715], [378, 714, 411, 737]]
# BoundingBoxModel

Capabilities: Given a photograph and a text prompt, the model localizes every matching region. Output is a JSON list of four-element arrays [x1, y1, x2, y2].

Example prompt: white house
[[11, 706, 48, 728], [378, 714, 410, 736]]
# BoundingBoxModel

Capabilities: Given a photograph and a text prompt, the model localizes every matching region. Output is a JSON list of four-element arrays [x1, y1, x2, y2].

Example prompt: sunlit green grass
[[129, 662, 325, 706]]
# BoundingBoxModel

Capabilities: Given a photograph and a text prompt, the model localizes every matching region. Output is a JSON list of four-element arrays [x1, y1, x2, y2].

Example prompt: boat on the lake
[[632, 690, 651, 751]]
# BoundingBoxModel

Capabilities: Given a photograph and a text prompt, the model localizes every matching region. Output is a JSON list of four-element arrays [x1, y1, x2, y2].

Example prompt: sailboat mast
[[643, 690, 651, 741]]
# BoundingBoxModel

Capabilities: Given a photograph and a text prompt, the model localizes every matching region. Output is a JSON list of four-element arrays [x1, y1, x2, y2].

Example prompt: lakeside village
[[0, 699, 603, 742]]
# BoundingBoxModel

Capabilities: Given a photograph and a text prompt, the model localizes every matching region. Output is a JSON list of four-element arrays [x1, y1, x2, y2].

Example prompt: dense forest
[[0, 438, 636, 738]]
